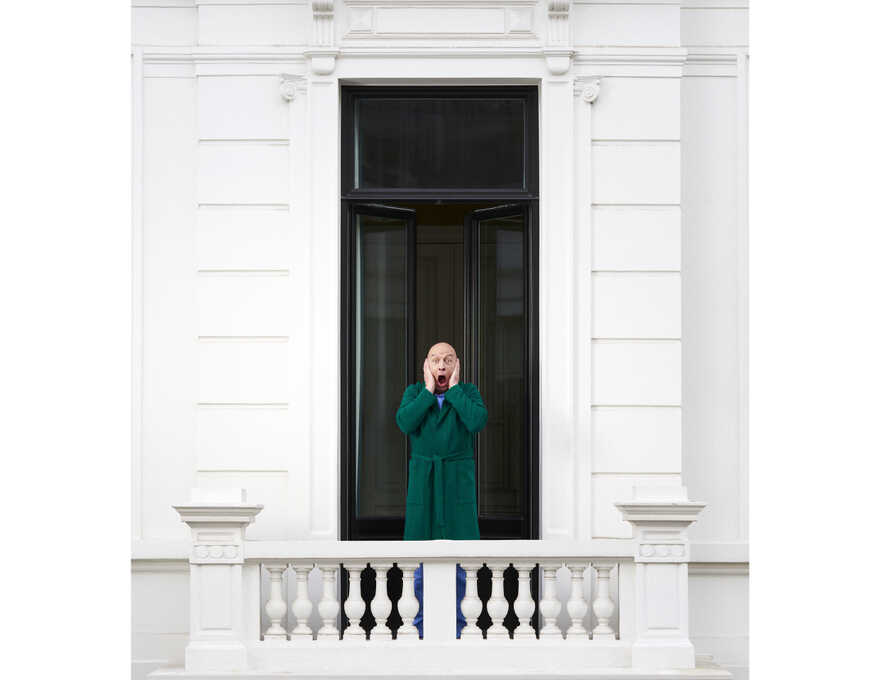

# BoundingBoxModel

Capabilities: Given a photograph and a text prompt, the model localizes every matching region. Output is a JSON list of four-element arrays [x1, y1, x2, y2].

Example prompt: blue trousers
[[413, 564, 467, 639]]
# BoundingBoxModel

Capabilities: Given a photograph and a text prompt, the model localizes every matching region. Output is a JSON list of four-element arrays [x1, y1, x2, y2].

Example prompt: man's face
[[428, 343, 457, 393]]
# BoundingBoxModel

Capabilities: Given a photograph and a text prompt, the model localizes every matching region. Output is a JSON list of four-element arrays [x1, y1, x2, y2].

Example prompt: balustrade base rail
[[247, 638, 632, 673], [150, 660, 733, 680]]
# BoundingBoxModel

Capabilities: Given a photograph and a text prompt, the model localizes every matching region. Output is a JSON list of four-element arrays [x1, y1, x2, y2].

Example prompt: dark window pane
[[477, 214, 525, 517], [414, 206, 465, 372], [355, 98, 526, 190], [355, 214, 408, 518]]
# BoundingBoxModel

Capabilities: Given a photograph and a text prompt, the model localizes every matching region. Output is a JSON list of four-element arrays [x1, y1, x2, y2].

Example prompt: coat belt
[[412, 449, 473, 536]]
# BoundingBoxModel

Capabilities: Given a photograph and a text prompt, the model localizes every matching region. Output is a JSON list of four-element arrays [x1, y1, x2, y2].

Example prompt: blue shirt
[[435, 393, 445, 409]]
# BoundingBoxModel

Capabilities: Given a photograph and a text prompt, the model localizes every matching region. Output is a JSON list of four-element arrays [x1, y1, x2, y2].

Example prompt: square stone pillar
[[615, 487, 705, 670], [173, 489, 263, 672]]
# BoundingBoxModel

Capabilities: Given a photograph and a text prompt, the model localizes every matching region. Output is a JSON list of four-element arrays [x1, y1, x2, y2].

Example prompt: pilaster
[[306, 72, 340, 538], [540, 74, 575, 539], [572, 76, 600, 541], [280, 73, 313, 540]]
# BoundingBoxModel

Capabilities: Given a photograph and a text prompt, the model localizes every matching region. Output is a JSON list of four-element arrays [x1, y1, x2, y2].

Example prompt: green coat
[[396, 381, 488, 540]]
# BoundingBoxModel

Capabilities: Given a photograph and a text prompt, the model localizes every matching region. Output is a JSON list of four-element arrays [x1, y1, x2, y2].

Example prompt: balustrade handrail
[[244, 538, 636, 562]]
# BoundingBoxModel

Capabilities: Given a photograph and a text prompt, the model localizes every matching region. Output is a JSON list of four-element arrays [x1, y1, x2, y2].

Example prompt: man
[[396, 341, 488, 638]]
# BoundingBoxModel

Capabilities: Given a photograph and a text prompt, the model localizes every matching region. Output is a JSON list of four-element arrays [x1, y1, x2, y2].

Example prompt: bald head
[[429, 341, 456, 357], [427, 342, 457, 393]]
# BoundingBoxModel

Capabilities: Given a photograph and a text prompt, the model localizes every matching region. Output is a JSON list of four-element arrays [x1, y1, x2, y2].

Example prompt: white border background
[[1, 3, 878, 678]]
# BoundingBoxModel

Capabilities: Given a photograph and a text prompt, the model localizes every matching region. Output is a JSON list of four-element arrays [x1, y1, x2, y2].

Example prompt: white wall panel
[[592, 272, 681, 339], [197, 273, 291, 336], [196, 405, 293, 471], [592, 340, 681, 405], [195, 470, 290, 540], [681, 8, 748, 47], [572, 3, 679, 46], [682, 75, 744, 543], [197, 339, 289, 403], [196, 207, 292, 270], [592, 77, 680, 141], [132, 567, 190, 635], [592, 142, 680, 205], [141, 76, 197, 541], [197, 142, 289, 205], [197, 3, 310, 45], [198, 76, 288, 140], [592, 406, 681, 473], [690, 570, 749, 680], [133, 607, 187, 680], [133, 7, 197, 45], [592, 473, 681, 538], [375, 7, 506, 34], [592, 206, 681, 271]]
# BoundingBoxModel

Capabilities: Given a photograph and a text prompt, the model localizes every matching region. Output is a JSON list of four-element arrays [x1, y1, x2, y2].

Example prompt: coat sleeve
[[395, 383, 436, 434], [444, 383, 488, 433]]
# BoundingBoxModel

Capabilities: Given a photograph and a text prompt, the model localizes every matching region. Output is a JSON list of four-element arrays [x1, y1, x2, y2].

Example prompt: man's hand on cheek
[[423, 357, 436, 393], [449, 358, 460, 388]]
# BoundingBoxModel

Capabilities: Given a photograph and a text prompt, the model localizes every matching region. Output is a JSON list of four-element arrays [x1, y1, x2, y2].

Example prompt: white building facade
[[131, 1, 748, 679]]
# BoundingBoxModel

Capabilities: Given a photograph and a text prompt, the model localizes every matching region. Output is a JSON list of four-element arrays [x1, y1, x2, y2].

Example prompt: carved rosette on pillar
[[616, 487, 706, 670], [173, 489, 263, 673], [574, 77, 601, 105]]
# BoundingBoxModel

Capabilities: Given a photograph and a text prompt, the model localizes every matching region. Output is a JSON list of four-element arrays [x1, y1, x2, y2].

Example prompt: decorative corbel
[[544, 0, 573, 75], [573, 77, 601, 104], [305, 0, 339, 75], [279, 73, 306, 102]]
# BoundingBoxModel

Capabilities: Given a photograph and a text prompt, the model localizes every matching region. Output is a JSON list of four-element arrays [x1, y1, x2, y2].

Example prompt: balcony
[[149, 487, 730, 680]]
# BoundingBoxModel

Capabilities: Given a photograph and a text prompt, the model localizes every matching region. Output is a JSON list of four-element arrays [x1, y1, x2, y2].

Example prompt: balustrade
[[169, 486, 716, 677], [252, 558, 619, 643]]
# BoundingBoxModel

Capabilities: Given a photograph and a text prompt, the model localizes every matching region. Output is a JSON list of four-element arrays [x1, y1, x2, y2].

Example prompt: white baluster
[[317, 563, 340, 639], [290, 562, 314, 638], [263, 563, 288, 640], [397, 562, 420, 638], [486, 562, 510, 639], [459, 562, 483, 639], [342, 563, 366, 639], [370, 562, 393, 639], [538, 563, 563, 638], [565, 563, 589, 639], [512, 561, 536, 640], [591, 562, 616, 640]]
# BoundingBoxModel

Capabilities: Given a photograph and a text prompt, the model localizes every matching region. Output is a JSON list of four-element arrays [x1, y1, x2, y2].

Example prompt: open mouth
[[437, 375, 448, 387]]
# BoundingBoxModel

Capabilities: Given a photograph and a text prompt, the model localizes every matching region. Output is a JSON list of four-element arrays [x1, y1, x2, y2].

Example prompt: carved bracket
[[544, 1, 572, 74], [546, 0, 571, 45], [308, 0, 338, 74], [280, 73, 306, 102], [312, 0, 335, 45]]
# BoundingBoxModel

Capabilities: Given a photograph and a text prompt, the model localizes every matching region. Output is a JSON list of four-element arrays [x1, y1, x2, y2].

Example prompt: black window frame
[[340, 86, 540, 542], [340, 86, 539, 201]]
